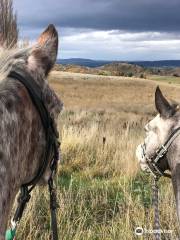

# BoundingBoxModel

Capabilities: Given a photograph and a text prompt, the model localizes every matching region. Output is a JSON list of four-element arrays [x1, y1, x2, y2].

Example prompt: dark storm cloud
[[14, 0, 180, 33], [13, 0, 180, 60]]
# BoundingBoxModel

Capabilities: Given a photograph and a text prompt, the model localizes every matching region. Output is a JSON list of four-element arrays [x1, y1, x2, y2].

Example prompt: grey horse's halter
[[141, 127, 180, 240], [142, 126, 180, 179]]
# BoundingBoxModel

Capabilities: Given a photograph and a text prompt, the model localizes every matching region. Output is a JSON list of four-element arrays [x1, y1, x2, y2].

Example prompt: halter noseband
[[142, 126, 180, 179]]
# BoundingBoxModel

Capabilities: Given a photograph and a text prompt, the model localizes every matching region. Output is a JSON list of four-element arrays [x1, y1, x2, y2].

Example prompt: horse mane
[[0, 46, 31, 82]]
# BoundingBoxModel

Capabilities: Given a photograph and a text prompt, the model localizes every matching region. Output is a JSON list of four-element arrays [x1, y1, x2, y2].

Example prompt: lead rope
[[152, 176, 161, 240], [48, 177, 58, 240], [48, 140, 60, 240]]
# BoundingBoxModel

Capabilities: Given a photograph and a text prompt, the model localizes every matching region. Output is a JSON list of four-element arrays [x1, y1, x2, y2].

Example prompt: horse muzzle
[[136, 143, 149, 171]]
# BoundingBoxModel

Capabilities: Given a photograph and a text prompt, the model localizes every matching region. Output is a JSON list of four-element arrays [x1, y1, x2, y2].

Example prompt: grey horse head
[[136, 86, 180, 221]]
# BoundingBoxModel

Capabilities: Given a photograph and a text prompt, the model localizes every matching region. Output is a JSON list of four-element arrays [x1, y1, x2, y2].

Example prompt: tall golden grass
[[15, 72, 179, 239]]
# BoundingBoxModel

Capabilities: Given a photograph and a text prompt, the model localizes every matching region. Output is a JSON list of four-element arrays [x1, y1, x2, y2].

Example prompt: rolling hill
[[57, 58, 180, 68]]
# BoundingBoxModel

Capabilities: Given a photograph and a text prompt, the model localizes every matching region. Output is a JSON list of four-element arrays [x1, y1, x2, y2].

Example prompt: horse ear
[[155, 86, 176, 118], [28, 24, 58, 76]]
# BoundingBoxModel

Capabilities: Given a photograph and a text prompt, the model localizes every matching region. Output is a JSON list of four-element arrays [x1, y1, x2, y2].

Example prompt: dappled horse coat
[[0, 25, 62, 239]]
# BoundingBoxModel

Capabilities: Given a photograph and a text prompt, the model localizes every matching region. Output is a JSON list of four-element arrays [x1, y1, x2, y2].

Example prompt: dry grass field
[[16, 71, 180, 239]]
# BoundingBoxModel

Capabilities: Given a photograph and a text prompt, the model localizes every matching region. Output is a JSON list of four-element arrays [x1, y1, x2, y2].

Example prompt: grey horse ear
[[28, 24, 58, 76], [155, 86, 176, 118]]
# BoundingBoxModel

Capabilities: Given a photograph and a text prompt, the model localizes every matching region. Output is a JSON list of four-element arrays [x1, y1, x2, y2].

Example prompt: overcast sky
[[14, 0, 180, 60]]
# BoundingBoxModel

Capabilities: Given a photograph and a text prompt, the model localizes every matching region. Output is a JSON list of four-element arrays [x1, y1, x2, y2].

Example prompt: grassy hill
[[54, 62, 148, 77], [54, 62, 180, 80], [54, 59, 180, 81], [17, 72, 180, 239], [98, 62, 145, 77]]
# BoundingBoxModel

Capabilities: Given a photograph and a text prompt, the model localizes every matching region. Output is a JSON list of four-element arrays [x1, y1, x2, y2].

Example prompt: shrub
[[127, 72, 133, 77], [173, 73, 179, 77], [140, 73, 146, 79]]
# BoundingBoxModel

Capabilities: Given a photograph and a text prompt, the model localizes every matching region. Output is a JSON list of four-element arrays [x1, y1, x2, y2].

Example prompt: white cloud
[[18, 26, 180, 60], [59, 29, 180, 60]]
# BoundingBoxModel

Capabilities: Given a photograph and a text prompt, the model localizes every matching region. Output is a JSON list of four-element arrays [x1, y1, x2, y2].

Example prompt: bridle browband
[[143, 126, 180, 179], [6, 70, 60, 240]]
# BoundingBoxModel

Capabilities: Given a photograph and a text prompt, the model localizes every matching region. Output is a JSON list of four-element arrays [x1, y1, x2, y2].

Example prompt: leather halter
[[142, 127, 180, 179]]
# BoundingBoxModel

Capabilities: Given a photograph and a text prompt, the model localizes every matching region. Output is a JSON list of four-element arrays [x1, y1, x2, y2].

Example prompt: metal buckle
[[161, 144, 167, 152], [155, 145, 167, 160], [159, 145, 167, 157]]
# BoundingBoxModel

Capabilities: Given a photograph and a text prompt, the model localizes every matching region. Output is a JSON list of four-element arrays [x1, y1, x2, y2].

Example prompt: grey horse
[[136, 86, 180, 222]]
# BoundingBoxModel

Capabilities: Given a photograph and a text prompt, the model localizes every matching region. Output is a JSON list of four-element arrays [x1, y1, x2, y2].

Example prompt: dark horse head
[[136, 86, 180, 222], [0, 24, 63, 238]]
